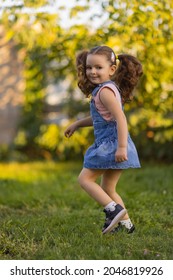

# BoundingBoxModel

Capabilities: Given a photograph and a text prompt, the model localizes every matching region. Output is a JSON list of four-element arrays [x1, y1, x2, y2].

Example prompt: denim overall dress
[[84, 81, 141, 169]]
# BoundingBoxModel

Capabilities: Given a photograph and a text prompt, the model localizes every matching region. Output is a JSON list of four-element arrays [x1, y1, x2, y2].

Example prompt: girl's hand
[[64, 123, 78, 138], [115, 147, 128, 163]]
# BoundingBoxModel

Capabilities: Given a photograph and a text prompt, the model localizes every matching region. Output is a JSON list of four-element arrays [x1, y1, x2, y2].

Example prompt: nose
[[91, 67, 96, 74]]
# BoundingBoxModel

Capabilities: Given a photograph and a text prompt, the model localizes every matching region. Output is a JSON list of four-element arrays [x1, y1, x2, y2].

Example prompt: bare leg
[[78, 168, 114, 207], [101, 169, 129, 220]]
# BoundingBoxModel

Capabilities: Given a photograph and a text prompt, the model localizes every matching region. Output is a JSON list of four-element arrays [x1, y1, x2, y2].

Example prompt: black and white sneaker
[[111, 223, 135, 234], [110, 222, 122, 233], [102, 204, 127, 234], [127, 224, 135, 234]]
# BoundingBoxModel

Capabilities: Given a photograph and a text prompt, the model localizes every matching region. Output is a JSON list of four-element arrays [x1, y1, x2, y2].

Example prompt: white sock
[[120, 218, 133, 229], [104, 201, 117, 212]]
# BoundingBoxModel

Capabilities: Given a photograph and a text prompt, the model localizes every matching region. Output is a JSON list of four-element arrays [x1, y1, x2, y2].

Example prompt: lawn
[[0, 161, 172, 260]]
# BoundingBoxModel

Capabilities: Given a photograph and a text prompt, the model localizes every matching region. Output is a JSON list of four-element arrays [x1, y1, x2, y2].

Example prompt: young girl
[[64, 46, 143, 234]]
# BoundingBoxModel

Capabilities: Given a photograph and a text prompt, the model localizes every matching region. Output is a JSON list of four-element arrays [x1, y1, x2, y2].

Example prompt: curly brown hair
[[76, 46, 143, 103]]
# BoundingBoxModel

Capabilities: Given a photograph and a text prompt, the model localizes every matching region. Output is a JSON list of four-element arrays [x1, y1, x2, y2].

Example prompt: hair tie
[[111, 52, 115, 62], [115, 54, 120, 67]]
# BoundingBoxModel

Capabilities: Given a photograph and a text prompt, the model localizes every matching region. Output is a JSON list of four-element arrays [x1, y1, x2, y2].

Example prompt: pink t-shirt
[[93, 83, 122, 121]]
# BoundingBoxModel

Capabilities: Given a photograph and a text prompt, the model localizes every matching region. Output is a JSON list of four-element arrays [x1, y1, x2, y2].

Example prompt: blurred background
[[0, 0, 172, 163]]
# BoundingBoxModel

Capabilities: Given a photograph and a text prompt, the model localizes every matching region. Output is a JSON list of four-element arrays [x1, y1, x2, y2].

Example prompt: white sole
[[102, 209, 127, 234]]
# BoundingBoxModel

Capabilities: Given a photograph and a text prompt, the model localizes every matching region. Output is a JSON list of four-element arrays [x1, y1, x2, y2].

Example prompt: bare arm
[[99, 88, 128, 162], [64, 116, 93, 138]]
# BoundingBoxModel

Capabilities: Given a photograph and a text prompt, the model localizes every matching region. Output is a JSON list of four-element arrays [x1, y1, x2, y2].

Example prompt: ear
[[109, 65, 117, 76]]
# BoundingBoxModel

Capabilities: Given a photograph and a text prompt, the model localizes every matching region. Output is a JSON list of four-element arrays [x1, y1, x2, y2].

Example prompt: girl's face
[[86, 54, 116, 84]]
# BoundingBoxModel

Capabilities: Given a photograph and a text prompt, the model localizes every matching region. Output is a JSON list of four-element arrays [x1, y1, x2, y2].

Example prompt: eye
[[86, 66, 92, 70], [96, 66, 102, 69]]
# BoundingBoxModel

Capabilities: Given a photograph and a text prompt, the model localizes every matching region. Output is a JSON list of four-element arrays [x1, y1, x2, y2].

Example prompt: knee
[[78, 171, 93, 190], [78, 168, 98, 189], [77, 172, 86, 188]]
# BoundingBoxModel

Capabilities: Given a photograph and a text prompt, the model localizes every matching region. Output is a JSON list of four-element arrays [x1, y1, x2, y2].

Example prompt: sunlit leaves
[[23, 0, 48, 8], [70, 5, 90, 18], [0, 0, 172, 160]]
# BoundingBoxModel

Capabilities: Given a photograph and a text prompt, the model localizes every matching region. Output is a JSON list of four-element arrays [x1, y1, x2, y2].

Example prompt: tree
[[95, 0, 173, 160], [0, 0, 172, 160]]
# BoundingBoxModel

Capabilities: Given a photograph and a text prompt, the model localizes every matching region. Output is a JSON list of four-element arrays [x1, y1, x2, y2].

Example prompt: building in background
[[0, 25, 25, 145]]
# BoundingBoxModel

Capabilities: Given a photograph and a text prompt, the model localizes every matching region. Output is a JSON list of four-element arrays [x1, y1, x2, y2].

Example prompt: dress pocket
[[96, 141, 115, 157]]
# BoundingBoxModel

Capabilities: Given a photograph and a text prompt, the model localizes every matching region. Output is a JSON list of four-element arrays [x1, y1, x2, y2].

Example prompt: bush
[[34, 123, 94, 160]]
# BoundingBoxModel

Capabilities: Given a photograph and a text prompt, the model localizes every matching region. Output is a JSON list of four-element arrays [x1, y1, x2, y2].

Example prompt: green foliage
[[21, 48, 46, 143], [0, 161, 172, 259], [0, 0, 172, 161], [23, 0, 48, 7], [95, 0, 173, 159], [34, 123, 94, 160]]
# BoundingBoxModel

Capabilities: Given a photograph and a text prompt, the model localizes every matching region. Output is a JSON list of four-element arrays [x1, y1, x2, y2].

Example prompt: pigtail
[[114, 54, 143, 104], [76, 50, 95, 97]]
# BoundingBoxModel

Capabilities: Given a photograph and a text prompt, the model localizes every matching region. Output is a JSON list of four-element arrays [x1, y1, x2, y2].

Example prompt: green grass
[[0, 161, 172, 260]]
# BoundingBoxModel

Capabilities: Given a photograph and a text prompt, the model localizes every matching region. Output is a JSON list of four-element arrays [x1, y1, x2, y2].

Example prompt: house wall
[[0, 25, 25, 145]]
